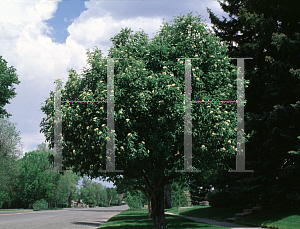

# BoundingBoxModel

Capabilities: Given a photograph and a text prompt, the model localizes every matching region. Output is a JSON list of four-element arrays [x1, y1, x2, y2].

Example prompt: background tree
[[16, 150, 53, 208], [80, 183, 97, 206], [106, 187, 119, 206], [15, 145, 78, 209], [54, 170, 79, 208], [171, 181, 188, 207], [124, 189, 147, 209], [78, 179, 119, 207], [207, 0, 300, 207], [0, 118, 22, 208], [40, 12, 246, 228], [93, 182, 108, 207], [0, 56, 21, 119], [71, 187, 81, 206]]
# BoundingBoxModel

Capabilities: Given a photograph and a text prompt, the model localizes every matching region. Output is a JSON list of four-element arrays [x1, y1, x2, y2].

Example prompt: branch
[[143, 174, 154, 194], [138, 184, 149, 199], [160, 172, 181, 186]]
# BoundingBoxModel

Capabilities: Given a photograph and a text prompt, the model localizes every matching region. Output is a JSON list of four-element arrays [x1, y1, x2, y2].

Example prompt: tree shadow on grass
[[99, 211, 225, 228], [172, 205, 250, 221]]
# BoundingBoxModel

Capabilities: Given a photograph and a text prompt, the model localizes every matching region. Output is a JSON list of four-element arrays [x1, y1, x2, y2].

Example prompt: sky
[[1, 0, 228, 187]]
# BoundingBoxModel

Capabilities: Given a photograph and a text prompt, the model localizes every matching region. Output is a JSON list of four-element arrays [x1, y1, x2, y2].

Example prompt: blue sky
[[46, 1, 87, 43], [1, 0, 227, 187]]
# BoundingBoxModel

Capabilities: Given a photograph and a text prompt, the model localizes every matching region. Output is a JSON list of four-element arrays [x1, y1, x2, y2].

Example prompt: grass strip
[[98, 209, 227, 229]]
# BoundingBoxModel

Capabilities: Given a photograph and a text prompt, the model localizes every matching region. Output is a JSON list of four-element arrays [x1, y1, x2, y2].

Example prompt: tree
[[0, 56, 21, 119], [171, 181, 188, 208], [72, 186, 81, 205], [124, 189, 147, 209], [40, 12, 244, 227], [207, 0, 300, 207], [106, 187, 118, 206], [81, 184, 97, 206], [79, 180, 112, 207], [16, 150, 54, 208], [15, 144, 78, 209], [0, 118, 22, 208], [54, 170, 78, 208]]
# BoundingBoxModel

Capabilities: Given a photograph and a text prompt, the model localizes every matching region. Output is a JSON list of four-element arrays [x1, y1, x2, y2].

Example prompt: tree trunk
[[117, 194, 121, 206], [164, 183, 172, 209], [68, 194, 72, 208], [108, 196, 113, 206], [147, 197, 153, 218], [150, 185, 167, 228]]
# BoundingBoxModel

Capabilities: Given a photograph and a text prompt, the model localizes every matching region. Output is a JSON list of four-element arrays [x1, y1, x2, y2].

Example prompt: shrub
[[90, 204, 94, 208], [33, 199, 48, 211], [58, 203, 69, 208]]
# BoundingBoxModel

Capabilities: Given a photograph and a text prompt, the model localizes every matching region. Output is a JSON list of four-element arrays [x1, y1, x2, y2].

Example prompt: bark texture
[[164, 183, 172, 209], [147, 197, 153, 218], [149, 184, 166, 228]]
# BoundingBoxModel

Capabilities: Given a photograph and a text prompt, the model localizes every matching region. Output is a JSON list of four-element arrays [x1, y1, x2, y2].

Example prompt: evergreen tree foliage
[[207, 0, 300, 207]]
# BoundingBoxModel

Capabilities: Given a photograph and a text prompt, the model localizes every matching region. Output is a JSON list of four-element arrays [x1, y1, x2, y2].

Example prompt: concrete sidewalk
[[165, 212, 262, 229]]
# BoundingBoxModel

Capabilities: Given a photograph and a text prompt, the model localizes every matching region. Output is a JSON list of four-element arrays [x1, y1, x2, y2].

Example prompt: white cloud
[[20, 132, 46, 156], [0, 0, 88, 155], [67, 13, 163, 57]]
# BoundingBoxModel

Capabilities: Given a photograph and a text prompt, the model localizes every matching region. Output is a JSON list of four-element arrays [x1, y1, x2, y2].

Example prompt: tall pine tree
[[207, 0, 300, 207]]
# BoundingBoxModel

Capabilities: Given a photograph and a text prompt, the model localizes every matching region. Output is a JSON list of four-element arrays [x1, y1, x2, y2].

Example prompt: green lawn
[[98, 209, 227, 229], [165, 205, 300, 229]]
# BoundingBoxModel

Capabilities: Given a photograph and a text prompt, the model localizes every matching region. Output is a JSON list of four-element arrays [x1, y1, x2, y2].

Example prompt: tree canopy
[[0, 56, 20, 119]]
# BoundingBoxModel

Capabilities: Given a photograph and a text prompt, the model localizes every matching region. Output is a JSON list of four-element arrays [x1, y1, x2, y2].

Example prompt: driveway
[[0, 205, 129, 229]]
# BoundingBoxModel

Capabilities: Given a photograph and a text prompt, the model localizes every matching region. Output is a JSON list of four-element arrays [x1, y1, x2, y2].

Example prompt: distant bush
[[33, 199, 48, 211], [124, 191, 144, 209], [90, 204, 94, 208]]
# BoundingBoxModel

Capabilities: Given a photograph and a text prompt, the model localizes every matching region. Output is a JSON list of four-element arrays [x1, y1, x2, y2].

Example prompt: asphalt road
[[0, 205, 130, 229]]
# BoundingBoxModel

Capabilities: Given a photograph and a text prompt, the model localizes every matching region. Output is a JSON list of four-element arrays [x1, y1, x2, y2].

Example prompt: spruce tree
[[207, 0, 300, 207]]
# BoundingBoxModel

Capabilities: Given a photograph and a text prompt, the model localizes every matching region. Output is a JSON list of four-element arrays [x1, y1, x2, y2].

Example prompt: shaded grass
[[166, 205, 300, 229], [165, 205, 249, 221], [98, 209, 227, 229]]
